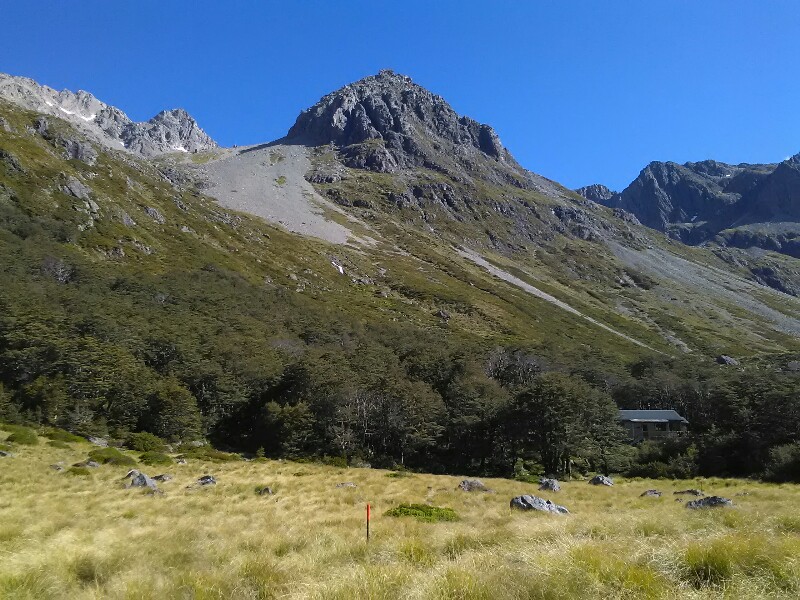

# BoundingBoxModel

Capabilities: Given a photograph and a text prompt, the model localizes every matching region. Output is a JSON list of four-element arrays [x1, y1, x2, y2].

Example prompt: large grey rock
[[510, 495, 569, 514], [198, 475, 216, 486], [457, 479, 490, 492], [716, 355, 739, 366], [60, 138, 97, 165], [128, 472, 159, 491], [62, 176, 91, 200], [87, 436, 108, 447], [0, 450, 14, 458], [588, 475, 613, 486], [538, 478, 561, 492], [686, 496, 733, 509]]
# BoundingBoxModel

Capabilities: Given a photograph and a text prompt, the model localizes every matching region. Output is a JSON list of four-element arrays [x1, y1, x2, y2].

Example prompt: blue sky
[[2, 1, 799, 190]]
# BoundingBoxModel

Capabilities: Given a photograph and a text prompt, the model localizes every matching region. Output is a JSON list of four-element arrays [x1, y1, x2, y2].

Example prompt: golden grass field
[[1, 430, 800, 599]]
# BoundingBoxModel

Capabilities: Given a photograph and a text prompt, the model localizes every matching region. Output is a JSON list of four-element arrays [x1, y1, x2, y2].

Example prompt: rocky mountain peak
[[575, 184, 616, 202], [286, 70, 512, 173], [0, 72, 215, 157]]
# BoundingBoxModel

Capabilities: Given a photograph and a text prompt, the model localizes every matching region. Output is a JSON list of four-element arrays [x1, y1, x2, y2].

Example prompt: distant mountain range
[[577, 155, 800, 260]]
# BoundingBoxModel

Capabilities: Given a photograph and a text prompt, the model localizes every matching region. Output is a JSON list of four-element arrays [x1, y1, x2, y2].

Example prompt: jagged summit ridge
[[0, 72, 216, 156], [286, 69, 512, 173], [575, 184, 616, 202]]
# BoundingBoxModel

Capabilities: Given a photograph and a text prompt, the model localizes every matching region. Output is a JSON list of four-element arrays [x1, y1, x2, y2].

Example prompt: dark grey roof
[[618, 410, 688, 424]]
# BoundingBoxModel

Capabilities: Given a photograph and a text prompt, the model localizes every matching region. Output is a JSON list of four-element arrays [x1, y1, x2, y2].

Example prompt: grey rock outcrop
[[686, 496, 733, 509], [538, 478, 561, 492], [127, 471, 159, 491], [0, 72, 216, 157], [716, 355, 739, 366], [588, 475, 613, 486], [640, 489, 662, 497], [62, 176, 91, 201], [510, 494, 569, 514], [87, 436, 108, 447], [457, 479, 490, 492], [575, 184, 616, 203]]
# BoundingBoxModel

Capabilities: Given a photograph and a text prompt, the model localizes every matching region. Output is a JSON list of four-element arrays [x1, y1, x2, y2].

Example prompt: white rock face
[[0, 73, 216, 157]]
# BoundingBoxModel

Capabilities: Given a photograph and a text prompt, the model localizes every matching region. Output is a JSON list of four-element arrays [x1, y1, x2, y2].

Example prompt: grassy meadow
[[1, 430, 800, 599]]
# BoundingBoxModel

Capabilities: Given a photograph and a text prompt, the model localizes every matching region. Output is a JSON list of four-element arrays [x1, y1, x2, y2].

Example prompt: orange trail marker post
[[366, 503, 371, 542]]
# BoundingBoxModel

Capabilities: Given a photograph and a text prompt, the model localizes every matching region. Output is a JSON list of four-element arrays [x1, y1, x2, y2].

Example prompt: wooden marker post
[[366, 503, 371, 542]]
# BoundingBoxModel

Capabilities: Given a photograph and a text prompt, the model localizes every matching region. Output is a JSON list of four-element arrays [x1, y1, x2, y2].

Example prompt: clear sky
[[2, 1, 799, 191]]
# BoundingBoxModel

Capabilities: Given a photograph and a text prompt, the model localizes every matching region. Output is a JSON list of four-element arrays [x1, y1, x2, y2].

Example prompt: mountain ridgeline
[[577, 155, 800, 282], [1, 70, 799, 480]]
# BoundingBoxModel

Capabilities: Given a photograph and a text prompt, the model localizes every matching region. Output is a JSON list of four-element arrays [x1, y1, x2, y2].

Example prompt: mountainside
[[589, 155, 800, 257], [0, 73, 216, 156], [1, 70, 799, 476]]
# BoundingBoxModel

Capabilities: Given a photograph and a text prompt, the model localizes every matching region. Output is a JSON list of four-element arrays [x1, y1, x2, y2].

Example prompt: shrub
[[6, 426, 38, 445], [48, 440, 72, 449], [126, 432, 166, 453], [762, 443, 800, 483], [139, 451, 172, 466], [67, 466, 92, 477], [177, 445, 241, 462], [386, 471, 412, 478], [43, 428, 85, 443], [87, 447, 137, 466], [385, 504, 459, 522]]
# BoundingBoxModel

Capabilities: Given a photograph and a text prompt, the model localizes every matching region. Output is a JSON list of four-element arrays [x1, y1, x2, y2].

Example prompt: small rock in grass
[[176, 458, 187, 465], [674, 489, 704, 496], [198, 475, 216, 486], [640, 489, 662, 497], [50, 463, 64, 471], [686, 496, 733, 509], [336, 482, 357, 488], [588, 475, 613, 486], [128, 472, 159, 491], [256, 486, 274, 496], [73, 460, 100, 468], [0, 450, 14, 458], [539, 478, 561, 492], [88, 436, 108, 447], [153, 474, 172, 482], [510, 495, 569, 514], [457, 479, 490, 492]]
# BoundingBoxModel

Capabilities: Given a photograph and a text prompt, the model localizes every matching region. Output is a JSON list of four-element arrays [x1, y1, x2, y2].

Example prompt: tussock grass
[[1, 443, 799, 599]]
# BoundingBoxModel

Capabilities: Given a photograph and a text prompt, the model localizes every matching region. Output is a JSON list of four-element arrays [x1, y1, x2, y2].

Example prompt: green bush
[[385, 504, 459, 522], [6, 426, 38, 445], [177, 444, 241, 462], [386, 471, 412, 478], [67, 466, 92, 477], [126, 432, 167, 453], [762, 443, 800, 483], [87, 447, 137, 466], [43, 428, 85, 443], [48, 440, 72, 449], [139, 451, 173, 466]]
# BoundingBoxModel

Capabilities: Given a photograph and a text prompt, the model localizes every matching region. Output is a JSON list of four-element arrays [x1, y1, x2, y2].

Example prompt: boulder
[[124, 469, 141, 479], [457, 479, 489, 492], [716, 355, 739, 366], [153, 474, 172, 482], [538, 478, 561, 492], [640, 489, 662, 497], [198, 475, 216, 486], [74, 460, 100, 468], [128, 472, 159, 491], [510, 495, 569, 514], [686, 496, 733, 509], [674, 489, 704, 496], [0, 450, 14, 458], [588, 475, 613, 486], [256, 486, 274, 496], [336, 482, 357, 489], [88, 436, 108, 447]]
